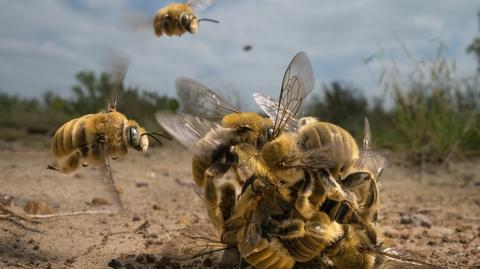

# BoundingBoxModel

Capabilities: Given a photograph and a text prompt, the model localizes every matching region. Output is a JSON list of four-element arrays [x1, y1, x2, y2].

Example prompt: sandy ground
[[0, 141, 479, 269]]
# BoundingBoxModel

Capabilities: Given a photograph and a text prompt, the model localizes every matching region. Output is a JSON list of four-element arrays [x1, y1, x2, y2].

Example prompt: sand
[[0, 142, 479, 269]]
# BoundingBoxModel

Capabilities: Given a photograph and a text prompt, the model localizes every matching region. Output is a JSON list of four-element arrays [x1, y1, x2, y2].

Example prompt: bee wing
[[161, 224, 231, 261], [284, 143, 342, 170], [355, 117, 388, 179], [155, 111, 220, 150], [106, 52, 130, 111], [253, 92, 298, 132], [99, 143, 124, 210], [184, 0, 214, 12], [365, 247, 445, 269], [238, 206, 263, 256], [176, 78, 240, 121], [355, 150, 387, 179], [272, 51, 315, 137]]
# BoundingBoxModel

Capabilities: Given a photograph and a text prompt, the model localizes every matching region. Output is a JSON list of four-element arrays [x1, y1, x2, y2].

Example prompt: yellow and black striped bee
[[153, 0, 219, 37], [48, 56, 169, 209]]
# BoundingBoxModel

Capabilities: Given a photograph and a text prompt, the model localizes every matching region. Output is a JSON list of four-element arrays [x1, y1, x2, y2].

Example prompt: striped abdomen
[[298, 121, 359, 178], [241, 238, 295, 269]]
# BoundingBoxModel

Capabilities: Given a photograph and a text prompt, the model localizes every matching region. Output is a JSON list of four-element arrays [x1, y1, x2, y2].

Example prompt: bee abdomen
[[52, 119, 76, 158], [243, 238, 295, 269]]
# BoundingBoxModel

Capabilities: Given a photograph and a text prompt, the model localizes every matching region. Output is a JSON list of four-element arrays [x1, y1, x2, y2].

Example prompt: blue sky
[[0, 0, 479, 109]]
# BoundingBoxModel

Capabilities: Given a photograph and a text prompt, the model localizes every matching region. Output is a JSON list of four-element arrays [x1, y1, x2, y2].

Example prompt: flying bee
[[48, 55, 170, 209], [153, 0, 219, 37]]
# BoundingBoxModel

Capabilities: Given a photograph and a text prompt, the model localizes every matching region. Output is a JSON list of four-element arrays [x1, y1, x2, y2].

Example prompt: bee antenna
[[198, 18, 219, 23], [142, 133, 163, 145], [149, 132, 173, 140]]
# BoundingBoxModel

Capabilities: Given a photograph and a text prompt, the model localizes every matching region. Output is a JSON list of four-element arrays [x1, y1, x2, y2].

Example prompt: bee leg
[[296, 171, 326, 219], [204, 162, 233, 232]]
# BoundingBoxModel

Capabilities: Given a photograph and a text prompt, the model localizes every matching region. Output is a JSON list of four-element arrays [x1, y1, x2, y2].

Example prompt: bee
[[48, 56, 169, 209], [153, 0, 219, 37]]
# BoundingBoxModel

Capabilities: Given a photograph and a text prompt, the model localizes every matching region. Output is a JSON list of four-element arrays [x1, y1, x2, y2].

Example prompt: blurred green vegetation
[[306, 44, 480, 162], [2, 39, 480, 162], [0, 70, 178, 143]]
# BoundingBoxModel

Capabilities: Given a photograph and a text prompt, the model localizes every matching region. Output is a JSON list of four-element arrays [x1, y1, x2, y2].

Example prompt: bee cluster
[[156, 52, 424, 269]]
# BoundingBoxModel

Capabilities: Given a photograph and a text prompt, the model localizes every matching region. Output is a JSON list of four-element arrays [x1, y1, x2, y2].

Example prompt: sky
[[0, 0, 479, 110]]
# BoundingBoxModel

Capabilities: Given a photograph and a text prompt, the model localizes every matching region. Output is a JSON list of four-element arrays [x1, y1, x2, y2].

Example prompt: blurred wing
[[363, 117, 372, 150], [185, 0, 214, 12], [272, 51, 315, 137], [355, 150, 387, 179], [253, 92, 298, 132], [99, 143, 124, 210], [365, 247, 445, 269], [106, 52, 130, 111], [176, 78, 240, 121]]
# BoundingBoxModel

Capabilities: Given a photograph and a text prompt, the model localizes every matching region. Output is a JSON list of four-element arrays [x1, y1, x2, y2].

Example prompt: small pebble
[[108, 259, 122, 269]]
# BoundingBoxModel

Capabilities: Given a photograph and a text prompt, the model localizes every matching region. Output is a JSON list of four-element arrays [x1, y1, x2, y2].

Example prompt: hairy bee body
[[50, 110, 148, 173], [241, 237, 296, 269], [153, 3, 198, 37], [324, 225, 376, 269], [297, 119, 360, 179]]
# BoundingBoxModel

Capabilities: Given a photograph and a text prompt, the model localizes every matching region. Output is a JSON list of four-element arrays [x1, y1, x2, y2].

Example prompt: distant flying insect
[[153, 0, 219, 37], [243, 45, 253, 52], [48, 55, 170, 208]]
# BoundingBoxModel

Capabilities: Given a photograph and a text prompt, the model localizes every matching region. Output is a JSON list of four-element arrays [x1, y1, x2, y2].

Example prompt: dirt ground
[[0, 141, 479, 269]]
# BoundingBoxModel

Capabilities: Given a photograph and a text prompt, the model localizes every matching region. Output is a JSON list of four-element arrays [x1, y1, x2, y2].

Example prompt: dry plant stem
[[0, 204, 36, 223]]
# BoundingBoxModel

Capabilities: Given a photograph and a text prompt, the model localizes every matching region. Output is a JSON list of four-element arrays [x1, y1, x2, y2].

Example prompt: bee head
[[125, 121, 149, 152], [261, 133, 296, 168], [180, 12, 198, 33], [222, 112, 272, 144]]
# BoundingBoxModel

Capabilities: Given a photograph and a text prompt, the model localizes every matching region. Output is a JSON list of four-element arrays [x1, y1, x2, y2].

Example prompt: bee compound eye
[[181, 13, 191, 30]]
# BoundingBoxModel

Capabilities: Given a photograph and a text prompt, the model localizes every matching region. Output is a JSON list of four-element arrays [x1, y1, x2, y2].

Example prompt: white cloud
[[0, 0, 478, 110]]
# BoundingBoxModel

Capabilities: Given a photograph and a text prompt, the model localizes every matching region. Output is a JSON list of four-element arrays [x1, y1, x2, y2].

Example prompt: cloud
[[0, 0, 478, 109]]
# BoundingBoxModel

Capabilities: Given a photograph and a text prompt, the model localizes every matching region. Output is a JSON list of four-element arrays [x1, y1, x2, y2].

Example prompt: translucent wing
[[176, 78, 240, 121], [160, 224, 232, 263], [253, 92, 298, 132], [184, 0, 214, 12], [355, 118, 387, 179], [365, 247, 445, 269], [272, 51, 315, 137], [354, 150, 387, 179], [238, 203, 263, 257], [155, 111, 220, 150]]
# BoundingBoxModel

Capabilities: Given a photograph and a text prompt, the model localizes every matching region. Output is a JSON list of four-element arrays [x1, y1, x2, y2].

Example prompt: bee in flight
[[153, 0, 219, 37], [48, 55, 170, 209]]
